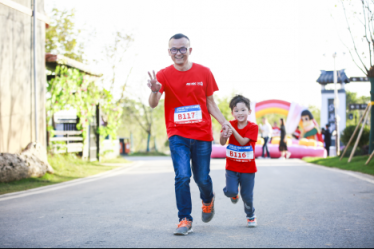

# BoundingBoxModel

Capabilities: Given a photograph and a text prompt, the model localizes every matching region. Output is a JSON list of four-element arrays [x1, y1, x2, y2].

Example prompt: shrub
[[341, 125, 370, 148]]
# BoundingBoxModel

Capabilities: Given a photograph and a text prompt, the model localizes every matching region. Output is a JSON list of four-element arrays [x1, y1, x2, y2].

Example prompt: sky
[[45, 0, 372, 108]]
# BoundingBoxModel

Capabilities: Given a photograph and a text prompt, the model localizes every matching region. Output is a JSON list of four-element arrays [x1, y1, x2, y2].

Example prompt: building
[[0, 0, 49, 153]]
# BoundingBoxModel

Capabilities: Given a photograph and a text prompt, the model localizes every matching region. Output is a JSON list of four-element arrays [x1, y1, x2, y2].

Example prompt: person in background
[[292, 126, 301, 140], [259, 117, 272, 159], [324, 124, 332, 157], [279, 118, 291, 159], [272, 121, 280, 137]]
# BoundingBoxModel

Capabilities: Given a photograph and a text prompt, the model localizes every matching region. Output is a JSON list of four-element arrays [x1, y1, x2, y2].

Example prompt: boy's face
[[232, 102, 251, 123]]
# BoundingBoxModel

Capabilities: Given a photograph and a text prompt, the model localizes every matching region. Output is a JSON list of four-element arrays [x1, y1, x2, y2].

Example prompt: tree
[[339, 0, 374, 76], [46, 8, 84, 62], [123, 98, 155, 152], [346, 90, 371, 126], [103, 32, 134, 94]]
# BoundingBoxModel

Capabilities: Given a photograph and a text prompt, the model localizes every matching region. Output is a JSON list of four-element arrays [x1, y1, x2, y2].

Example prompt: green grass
[[303, 155, 374, 176], [0, 154, 119, 195], [129, 151, 168, 156]]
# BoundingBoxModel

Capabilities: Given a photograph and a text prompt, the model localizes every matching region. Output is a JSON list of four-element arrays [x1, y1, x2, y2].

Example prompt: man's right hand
[[147, 70, 162, 93]]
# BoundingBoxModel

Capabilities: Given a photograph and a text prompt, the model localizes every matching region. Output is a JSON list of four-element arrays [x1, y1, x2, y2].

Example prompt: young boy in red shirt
[[220, 95, 259, 227]]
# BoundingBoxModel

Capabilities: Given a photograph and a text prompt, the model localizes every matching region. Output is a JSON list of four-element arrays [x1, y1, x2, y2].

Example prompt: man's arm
[[149, 92, 162, 108], [206, 95, 229, 126], [147, 71, 162, 108], [206, 95, 232, 137]]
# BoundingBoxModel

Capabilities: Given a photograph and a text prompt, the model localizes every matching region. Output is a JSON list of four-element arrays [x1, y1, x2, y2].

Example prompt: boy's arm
[[220, 132, 229, 146], [228, 123, 250, 146]]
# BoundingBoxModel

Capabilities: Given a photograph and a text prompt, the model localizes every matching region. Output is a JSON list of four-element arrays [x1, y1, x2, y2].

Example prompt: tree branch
[[362, 0, 373, 67], [341, 0, 369, 73]]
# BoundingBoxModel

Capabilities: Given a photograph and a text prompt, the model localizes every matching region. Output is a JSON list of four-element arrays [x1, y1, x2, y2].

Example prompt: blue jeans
[[223, 170, 255, 218], [262, 136, 270, 158], [169, 135, 214, 222]]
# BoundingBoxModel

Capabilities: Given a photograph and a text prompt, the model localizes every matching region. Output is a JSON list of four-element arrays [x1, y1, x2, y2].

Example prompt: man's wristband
[[152, 91, 159, 94]]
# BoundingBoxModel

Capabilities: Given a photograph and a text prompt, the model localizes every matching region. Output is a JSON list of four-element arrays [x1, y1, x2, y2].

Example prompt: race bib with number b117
[[174, 105, 203, 124], [226, 144, 254, 162]]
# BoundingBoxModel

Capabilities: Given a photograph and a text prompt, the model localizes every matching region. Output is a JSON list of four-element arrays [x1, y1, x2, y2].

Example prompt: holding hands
[[221, 121, 233, 139]]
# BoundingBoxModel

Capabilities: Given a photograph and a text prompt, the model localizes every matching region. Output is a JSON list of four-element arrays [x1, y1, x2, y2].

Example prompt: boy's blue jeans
[[169, 135, 214, 222], [223, 169, 255, 218]]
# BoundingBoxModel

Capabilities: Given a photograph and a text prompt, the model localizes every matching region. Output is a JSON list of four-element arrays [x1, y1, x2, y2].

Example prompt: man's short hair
[[169, 33, 190, 41], [229, 95, 251, 111]]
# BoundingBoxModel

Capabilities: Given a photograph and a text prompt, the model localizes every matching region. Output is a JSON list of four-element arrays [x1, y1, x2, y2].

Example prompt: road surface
[[0, 158, 373, 248]]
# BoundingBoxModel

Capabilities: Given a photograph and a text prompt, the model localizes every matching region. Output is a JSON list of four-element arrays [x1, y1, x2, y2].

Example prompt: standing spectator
[[279, 118, 291, 159], [259, 117, 272, 159], [324, 124, 332, 157], [272, 121, 280, 137]]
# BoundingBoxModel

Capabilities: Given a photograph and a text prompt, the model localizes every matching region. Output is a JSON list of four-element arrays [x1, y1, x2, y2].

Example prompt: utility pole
[[33, 0, 38, 143], [333, 53, 340, 156]]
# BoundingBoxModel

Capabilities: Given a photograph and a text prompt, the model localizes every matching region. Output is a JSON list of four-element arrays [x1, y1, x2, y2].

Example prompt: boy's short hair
[[229, 95, 251, 111]]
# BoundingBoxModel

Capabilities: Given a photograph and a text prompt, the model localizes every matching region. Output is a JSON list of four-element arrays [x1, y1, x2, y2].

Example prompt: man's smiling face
[[168, 38, 192, 65]]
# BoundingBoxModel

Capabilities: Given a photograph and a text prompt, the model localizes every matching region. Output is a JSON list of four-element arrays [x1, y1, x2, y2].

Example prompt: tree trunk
[[146, 132, 151, 152]]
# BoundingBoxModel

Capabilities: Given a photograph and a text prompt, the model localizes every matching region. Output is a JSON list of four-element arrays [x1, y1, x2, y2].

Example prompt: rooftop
[[316, 70, 350, 85]]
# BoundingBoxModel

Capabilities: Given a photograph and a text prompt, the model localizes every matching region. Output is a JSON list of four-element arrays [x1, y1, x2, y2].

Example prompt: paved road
[[0, 158, 374, 248]]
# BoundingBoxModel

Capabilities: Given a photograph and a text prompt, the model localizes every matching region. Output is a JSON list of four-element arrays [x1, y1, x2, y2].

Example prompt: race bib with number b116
[[226, 144, 254, 162], [174, 105, 203, 124]]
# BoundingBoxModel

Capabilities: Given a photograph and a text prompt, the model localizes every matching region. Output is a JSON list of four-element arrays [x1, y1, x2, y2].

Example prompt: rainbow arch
[[255, 100, 291, 118]]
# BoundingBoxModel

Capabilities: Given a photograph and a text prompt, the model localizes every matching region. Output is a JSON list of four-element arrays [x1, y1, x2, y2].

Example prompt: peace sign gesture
[[147, 70, 162, 93]]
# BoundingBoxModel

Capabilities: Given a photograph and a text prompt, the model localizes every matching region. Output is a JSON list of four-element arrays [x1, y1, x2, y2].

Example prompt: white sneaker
[[247, 217, 257, 227], [286, 152, 292, 159]]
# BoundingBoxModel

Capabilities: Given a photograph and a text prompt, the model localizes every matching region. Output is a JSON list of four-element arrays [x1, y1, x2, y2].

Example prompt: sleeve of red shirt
[[156, 70, 165, 94], [206, 69, 219, 96], [245, 123, 259, 142]]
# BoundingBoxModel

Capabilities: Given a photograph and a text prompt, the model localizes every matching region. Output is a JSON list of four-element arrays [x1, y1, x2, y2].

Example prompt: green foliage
[[47, 66, 122, 147], [341, 125, 370, 148], [46, 8, 84, 62], [0, 154, 117, 195], [346, 91, 371, 127], [118, 98, 167, 153], [304, 155, 374, 176]]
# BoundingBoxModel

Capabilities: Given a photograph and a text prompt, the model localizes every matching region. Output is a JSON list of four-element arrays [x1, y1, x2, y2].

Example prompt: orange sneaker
[[174, 218, 193, 236], [202, 194, 215, 223], [231, 194, 240, 204]]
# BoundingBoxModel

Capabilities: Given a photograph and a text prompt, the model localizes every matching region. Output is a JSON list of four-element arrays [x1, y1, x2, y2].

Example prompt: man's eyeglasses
[[170, 47, 189, 54]]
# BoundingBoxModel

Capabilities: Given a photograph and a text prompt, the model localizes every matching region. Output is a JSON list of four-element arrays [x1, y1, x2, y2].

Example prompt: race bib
[[226, 144, 253, 162], [174, 105, 203, 124]]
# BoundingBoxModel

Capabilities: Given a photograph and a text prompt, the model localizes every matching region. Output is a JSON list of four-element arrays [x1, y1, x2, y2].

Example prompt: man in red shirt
[[147, 34, 232, 236]]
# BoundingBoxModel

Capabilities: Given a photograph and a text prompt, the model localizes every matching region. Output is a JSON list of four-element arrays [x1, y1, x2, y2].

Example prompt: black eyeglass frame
[[169, 47, 189, 54]]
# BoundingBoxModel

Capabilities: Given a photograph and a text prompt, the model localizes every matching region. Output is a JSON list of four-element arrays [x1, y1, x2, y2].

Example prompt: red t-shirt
[[157, 63, 219, 141], [226, 120, 258, 173]]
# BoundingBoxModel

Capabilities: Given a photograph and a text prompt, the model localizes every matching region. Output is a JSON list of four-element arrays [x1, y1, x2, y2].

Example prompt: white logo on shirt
[[186, 82, 203, 86]]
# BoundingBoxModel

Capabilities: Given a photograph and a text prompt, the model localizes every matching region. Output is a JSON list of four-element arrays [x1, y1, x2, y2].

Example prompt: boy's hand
[[222, 123, 232, 138]]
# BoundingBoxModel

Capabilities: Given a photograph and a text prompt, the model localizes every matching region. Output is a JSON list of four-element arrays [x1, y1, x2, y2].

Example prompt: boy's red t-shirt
[[226, 120, 259, 173], [156, 63, 219, 141]]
